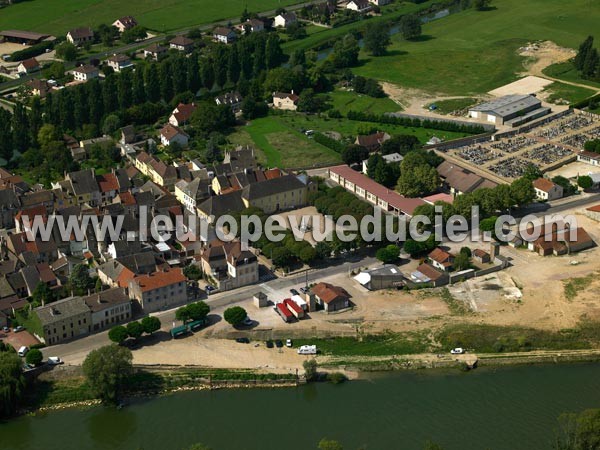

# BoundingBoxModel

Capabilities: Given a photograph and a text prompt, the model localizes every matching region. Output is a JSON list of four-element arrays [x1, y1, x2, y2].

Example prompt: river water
[[1, 363, 599, 450]]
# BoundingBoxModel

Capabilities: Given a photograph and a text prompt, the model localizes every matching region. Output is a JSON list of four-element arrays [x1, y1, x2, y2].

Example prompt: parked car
[[450, 348, 465, 354], [13, 326, 24, 333], [235, 337, 250, 344], [266, 340, 274, 348], [205, 285, 216, 295], [275, 340, 283, 348], [290, 288, 299, 296], [297, 345, 317, 355], [47, 357, 63, 365], [2, 326, 9, 332], [286, 339, 293, 348], [17, 346, 28, 357], [242, 317, 253, 326], [300, 287, 309, 294]]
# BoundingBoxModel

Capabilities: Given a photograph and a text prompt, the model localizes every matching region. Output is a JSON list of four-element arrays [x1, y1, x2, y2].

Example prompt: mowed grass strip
[[543, 82, 597, 105], [543, 62, 600, 90], [353, 0, 600, 96], [0, 0, 301, 35]]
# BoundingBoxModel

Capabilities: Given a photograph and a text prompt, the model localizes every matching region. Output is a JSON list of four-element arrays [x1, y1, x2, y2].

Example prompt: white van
[[297, 345, 317, 355], [17, 346, 29, 357]]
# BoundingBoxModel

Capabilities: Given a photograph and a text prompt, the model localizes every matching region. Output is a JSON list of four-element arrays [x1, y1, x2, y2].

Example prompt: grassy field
[[543, 82, 597, 105], [238, 116, 343, 168], [328, 90, 401, 115], [353, 0, 600, 96], [276, 113, 471, 142], [543, 62, 600, 89], [0, 0, 301, 35]]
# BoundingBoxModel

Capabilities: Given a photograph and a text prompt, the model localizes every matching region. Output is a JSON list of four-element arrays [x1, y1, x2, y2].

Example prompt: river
[[1, 363, 599, 450]]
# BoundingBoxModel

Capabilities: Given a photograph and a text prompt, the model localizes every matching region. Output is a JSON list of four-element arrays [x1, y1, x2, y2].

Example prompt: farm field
[[353, 0, 600, 96], [542, 82, 596, 105], [543, 62, 600, 90], [0, 0, 302, 35]]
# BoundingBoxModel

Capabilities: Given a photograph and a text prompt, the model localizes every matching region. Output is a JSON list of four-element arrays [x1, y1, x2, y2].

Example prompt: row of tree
[[108, 316, 162, 344], [575, 36, 600, 81]]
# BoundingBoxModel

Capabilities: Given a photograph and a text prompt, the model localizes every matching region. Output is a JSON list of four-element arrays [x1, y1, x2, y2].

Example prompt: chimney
[[490, 241, 500, 258]]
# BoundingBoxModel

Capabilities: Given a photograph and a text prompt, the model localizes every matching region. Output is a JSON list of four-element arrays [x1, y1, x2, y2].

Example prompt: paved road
[[41, 254, 378, 361]]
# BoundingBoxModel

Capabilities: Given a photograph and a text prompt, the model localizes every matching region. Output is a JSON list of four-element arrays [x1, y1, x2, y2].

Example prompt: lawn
[[328, 90, 401, 115], [276, 113, 471, 143], [0, 0, 302, 35], [543, 82, 596, 105], [241, 116, 342, 168], [353, 0, 600, 96]]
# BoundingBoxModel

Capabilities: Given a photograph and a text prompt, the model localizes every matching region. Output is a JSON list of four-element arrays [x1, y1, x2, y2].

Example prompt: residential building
[[17, 57, 40, 75], [533, 178, 563, 201], [577, 151, 600, 167], [112, 16, 138, 33], [272, 92, 299, 111], [274, 12, 297, 28], [66, 27, 94, 46], [34, 296, 91, 345], [241, 174, 309, 213], [169, 36, 194, 52], [213, 27, 236, 44], [65, 169, 101, 206], [160, 124, 189, 147], [106, 53, 133, 72], [73, 64, 100, 82], [143, 43, 167, 60], [174, 178, 212, 213], [355, 131, 390, 152], [310, 282, 351, 312], [215, 91, 243, 112], [200, 240, 258, 291], [26, 78, 51, 97], [428, 248, 454, 272], [328, 165, 425, 216], [83, 288, 131, 332], [368, 0, 391, 5], [346, 0, 372, 12], [239, 18, 265, 33], [169, 103, 197, 127], [128, 268, 187, 313], [473, 249, 491, 264]]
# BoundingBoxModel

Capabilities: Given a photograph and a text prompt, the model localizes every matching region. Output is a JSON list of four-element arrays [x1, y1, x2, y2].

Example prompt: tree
[[265, 34, 284, 69], [399, 14, 422, 40], [555, 408, 600, 450], [175, 305, 192, 323], [82, 345, 133, 404], [121, 25, 147, 44], [473, 0, 492, 10], [102, 114, 121, 135], [25, 348, 43, 366], [509, 177, 535, 206], [454, 252, 471, 271], [318, 439, 343, 450], [31, 282, 56, 307], [187, 301, 210, 321], [303, 359, 318, 381], [191, 102, 235, 136], [183, 264, 202, 281], [141, 316, 161, 335], [241, 96, 268, 119], [0, 352, 25, 417], [364, 22, 391, 56], [108, 325, 129, 344], [55, 42, 78, 61], [578, 175, 593, 190], [575, 36, 594, 71], [126, 321, 144, 340], [315, 241, 331, 260], [69, 264, 93, 295], [272, 246, 294, 268], [330, 34, 360, 68], [223, 306, 247, 326], [397, 163, 439, 197], [341, 145, 369, 166], [376, 244, 400, 263]]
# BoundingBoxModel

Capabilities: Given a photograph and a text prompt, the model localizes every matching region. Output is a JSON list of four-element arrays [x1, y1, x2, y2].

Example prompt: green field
[[0, 0, 301, 35], [542, 81, 597, 105], [235, 116, 343, 168], [353, 0, 600, 96], [426, 98, 478, 115], [543, 62, 600, 90], [328, 90, 401, 115]]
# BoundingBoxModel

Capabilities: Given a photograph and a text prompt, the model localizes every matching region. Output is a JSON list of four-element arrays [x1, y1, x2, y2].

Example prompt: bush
[[25, 348, 43, 366], [327, 372, 347, 384], [223, 306, 247, 326], [108, 325, 129, 344], [10, 41, 54, 62]]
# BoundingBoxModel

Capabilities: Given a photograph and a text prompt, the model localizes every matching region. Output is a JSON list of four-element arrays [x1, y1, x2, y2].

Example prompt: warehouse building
[[468, 94, 550, 127]]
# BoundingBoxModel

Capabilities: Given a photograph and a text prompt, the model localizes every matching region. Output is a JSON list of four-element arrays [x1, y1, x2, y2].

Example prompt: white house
[[272, 92, 299, 111], [213, 27, 236, 44], [346, 0, 372, 12], [112, 16, 138, 33], [73, 64, 100, 82], [274, 12, 297, 28], [17, 57, 40, 75], [160, 124, 189, 147], [533, 178, 563, 201], [106, 54, 133, 72]]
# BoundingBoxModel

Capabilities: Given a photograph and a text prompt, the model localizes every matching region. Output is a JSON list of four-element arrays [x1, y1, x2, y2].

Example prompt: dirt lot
[[488, 75, 553, 97], [0, 329, 40, 351]]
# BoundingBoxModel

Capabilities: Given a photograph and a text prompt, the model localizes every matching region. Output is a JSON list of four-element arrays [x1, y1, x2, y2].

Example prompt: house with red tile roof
[[169, 103, 197, 127], [128, 268, 187, 313], [310, 282, 351, 312], [533, 178, 563, 201], [17, 57, 40, 74], [428, 248, 455, 272]]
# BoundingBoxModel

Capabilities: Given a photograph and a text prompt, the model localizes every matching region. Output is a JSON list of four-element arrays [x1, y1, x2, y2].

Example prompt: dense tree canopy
[[82, 345, 133, 404]]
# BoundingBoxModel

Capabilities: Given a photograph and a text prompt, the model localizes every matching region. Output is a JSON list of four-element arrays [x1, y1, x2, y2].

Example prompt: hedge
[[314, 132, 346, 153], [10, 41, 54, 62]]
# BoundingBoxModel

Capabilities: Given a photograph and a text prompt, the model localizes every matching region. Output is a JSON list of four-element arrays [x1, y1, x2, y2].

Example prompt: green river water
[[1, 363, 599, 450]]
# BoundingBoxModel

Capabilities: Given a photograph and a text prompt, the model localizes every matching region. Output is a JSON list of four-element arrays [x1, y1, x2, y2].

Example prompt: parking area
[[0, 328, 40, 351]]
